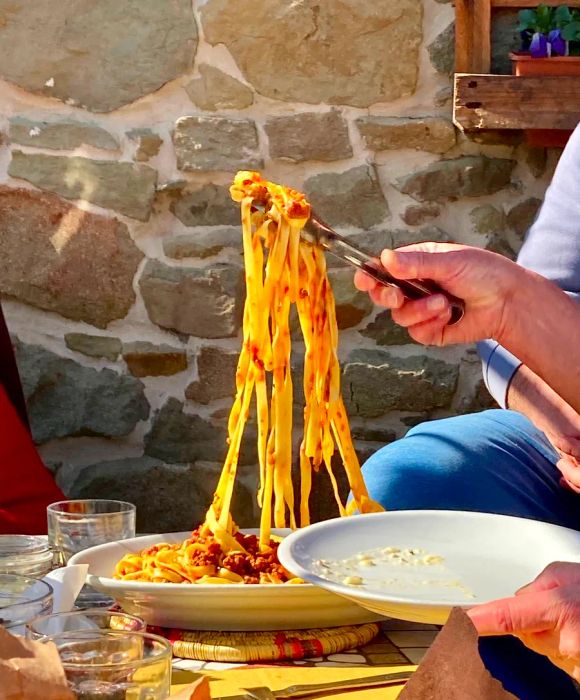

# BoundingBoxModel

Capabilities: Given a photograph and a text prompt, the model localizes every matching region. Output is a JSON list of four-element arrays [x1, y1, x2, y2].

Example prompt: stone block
[[127, 129, 163, 162], [304, 166, 389, 229], [170, 185, 239, 227], [139, 261, 243, 338], [524, 147, 548, 178], [163, 229, 242, 260], [68, 458, 207, 533], [361, 311, 415, 346], [357, 116, 456, 154], [185, 64, 253, 111], [9, 151, 157, 221], [185, 346, 238, 404], [67, 457, 259, 531], [400, 203, 441, 227], [395, 156, 516, 202], [266, 111, 352, 162], [9, 117, 118, 150], [173, 116, 262, 172], [122, 342, 188, 377], [428, 22, 454, 75], [0, 187, 143, 328], [343, 349, 458, 418], [0, 0, 197, 112], [65, 334, 122, 361], [507, 198, 542, 238], [201, 0, 422, 107], [144, 397, 257, 465], [470, 205, 507, 235], [15, 341, 149, 444]]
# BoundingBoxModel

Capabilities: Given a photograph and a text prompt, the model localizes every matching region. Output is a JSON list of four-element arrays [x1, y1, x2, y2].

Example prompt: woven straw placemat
[[156, 623, 380, 662]]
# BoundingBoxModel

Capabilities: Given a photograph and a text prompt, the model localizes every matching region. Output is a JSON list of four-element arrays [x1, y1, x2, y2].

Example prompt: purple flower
[[548, 29, 568, 56], [530, 32, 551, 58]]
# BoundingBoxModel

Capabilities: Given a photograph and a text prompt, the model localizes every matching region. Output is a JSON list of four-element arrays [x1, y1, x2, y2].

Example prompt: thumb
[[380, 248, 456, 282], [467, 589, 557, 636]]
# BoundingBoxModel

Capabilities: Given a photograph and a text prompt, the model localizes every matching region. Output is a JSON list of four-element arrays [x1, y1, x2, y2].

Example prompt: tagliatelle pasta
[[114, 172, 382, 585]]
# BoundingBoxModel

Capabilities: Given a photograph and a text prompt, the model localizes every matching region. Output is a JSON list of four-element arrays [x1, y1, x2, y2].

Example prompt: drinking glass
[[0, 573, 53, 634], [26, 608, 146, 641], [47, 500, 136, 566], [48, 499, 136, 607], [48, 630, 171, 700]]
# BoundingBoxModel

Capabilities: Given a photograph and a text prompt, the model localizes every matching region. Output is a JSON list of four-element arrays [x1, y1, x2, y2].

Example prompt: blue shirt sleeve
[[478, 123, 580, 407]]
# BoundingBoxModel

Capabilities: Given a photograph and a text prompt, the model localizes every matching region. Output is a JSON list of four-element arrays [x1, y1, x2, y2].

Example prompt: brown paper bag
[[0, 627, 74, 700], [399, 608, 517, 700]]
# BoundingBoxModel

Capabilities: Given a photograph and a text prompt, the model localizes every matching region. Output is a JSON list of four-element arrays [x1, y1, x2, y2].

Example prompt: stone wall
[[0, 0, 556, 532]]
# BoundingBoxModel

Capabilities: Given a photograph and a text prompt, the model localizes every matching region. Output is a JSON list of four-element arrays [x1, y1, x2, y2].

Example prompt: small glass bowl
[[0, 573, 53, 632], [48, 630, 172, 699], [0, 535, 53, 577], [27, 608, 146, 641]]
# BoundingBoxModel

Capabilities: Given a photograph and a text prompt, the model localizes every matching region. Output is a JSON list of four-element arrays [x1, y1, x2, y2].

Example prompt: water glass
[[0, 535, 53, 577], [27, 608, 146, 641], [48, 630, 171, 699], [47, 500, 136, 566], [48, 499, 136, 608], [0, 573, 53, 634]]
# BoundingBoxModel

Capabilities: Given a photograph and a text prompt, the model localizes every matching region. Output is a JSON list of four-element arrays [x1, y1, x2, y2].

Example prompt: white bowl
[[278, 510, 580, 625], [68, 530, 381, 631]]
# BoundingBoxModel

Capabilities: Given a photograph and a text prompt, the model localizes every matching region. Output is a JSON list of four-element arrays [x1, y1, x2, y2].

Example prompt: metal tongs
[[301, 213, 465, 325]]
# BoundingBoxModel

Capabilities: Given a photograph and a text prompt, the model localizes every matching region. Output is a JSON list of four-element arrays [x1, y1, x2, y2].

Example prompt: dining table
[[168, 618, 434, 698]]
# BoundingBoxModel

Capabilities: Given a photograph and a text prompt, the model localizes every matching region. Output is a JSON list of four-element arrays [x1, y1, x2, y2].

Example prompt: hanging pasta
[[114, 171, 382, 585]]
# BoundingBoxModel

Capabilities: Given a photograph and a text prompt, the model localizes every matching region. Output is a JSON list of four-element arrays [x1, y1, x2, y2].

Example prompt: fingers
[[354, 269, 406, 309], [557, 458, 580, 494], [391, 295, 450, 327], [467, 589, 558, 636], [380, 248, 460, 284], [369, 285, 405, 309], [406, 310, 452, 347], [517, 562, 580, 596], [354, 269, 377, 293], [552, 435, 580, 461]]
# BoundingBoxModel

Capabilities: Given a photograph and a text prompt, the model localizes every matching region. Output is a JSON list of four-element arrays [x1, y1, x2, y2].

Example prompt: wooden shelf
[[456, 0, 580, 72], [492, 0, 580, 6], [454, 73, 580, 131], [454, 1, 580, 143]]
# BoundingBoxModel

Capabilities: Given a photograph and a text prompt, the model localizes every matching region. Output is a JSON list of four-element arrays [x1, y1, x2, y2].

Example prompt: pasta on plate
[[114, 172, 382, 585]]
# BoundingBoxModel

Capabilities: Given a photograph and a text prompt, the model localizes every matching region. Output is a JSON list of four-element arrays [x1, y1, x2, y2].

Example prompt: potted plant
[[511, 4, 580, 75], [509, 4, 580, 146]]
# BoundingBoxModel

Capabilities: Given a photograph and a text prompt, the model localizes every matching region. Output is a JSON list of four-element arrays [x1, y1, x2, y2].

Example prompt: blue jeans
[[362, 410, 580, 699]]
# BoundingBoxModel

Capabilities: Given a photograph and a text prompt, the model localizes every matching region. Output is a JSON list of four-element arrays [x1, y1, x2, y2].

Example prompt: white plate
[[277, 511, 580, 625], [68, 530, 381, 631]]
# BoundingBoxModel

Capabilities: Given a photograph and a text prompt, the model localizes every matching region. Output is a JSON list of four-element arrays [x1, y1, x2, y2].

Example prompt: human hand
[[468, 562, 580, 681], [553, 443, 580, 494], [507, 365, 580, 493], [353, 242, 523, 346]]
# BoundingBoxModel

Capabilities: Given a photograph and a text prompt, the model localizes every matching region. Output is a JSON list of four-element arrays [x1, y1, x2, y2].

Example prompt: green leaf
[[562, 21, 580, 40], [554, 5, 572, 27], [518, 8, 537, 25]]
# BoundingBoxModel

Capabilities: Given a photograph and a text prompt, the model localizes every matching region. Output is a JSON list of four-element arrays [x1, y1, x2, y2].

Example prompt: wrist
[[494, 266, 549, 349]]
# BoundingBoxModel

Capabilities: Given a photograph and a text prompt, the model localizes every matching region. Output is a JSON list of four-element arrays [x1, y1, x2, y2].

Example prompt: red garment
[[0, 384, 64, 534]]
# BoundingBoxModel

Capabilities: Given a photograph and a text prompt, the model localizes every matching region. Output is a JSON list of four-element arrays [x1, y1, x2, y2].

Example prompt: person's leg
[[362, 409, 579, 529], [361, 409, 579, 700]]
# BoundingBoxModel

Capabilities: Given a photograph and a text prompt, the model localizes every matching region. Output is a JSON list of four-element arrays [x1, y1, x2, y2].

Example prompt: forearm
[[499, 269, 580, 414], [507, 364, 580, 437]]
